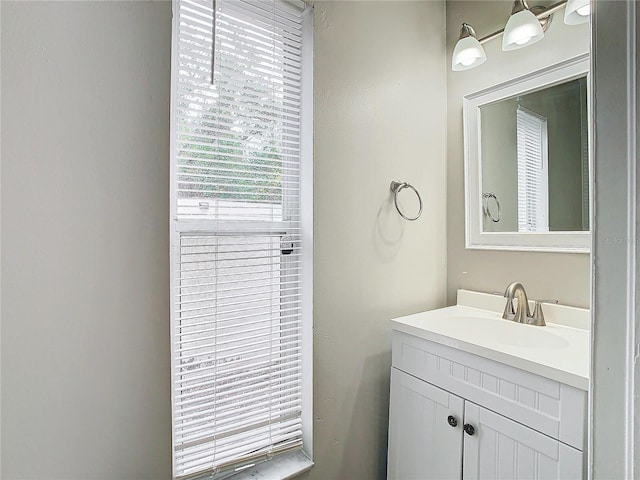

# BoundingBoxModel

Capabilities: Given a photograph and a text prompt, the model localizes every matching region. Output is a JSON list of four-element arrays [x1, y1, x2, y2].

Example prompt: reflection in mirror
[[480, 77, 589, 233]]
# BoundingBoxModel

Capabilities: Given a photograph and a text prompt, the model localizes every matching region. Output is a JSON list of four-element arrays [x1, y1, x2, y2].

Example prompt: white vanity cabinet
[[462, 401, 582, 479], [387, 369, 464, 480], [388, 331, 586, 480]]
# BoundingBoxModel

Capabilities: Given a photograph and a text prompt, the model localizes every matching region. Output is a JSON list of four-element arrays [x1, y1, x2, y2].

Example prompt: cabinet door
[[388, 368, 464, 480], [462, 402, 583, 480]]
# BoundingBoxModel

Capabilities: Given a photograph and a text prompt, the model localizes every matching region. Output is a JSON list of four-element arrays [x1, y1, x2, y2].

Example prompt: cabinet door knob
[[463, 424, 476, 436], [447, 415, 458, 427]]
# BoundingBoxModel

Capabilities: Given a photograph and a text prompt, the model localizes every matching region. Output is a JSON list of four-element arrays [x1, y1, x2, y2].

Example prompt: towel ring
[[482, 192, 501, 223], [390, 181, 423, 221]]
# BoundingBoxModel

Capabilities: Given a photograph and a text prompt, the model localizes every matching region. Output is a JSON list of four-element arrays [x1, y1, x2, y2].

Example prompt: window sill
[[225, 451, 313, 480], [186, 450, 308, 480]]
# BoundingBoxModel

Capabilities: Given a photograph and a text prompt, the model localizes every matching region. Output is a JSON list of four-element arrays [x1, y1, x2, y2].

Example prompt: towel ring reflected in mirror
[[390, 181, 423, 221], [482, 192, 501, 223]]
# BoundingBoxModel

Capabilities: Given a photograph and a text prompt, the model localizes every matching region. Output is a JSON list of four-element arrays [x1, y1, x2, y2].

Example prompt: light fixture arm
[[510, 0, 529, 15], [478, 0, 568, 44], [459, 23, 478, 40]]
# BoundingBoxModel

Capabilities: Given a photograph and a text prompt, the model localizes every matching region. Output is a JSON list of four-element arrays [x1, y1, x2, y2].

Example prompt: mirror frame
[[463, 53, 590, 253]]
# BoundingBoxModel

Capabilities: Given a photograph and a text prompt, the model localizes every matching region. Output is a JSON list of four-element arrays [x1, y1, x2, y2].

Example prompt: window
[[170, 1, 313, 479], [516, 105, 549, 232]]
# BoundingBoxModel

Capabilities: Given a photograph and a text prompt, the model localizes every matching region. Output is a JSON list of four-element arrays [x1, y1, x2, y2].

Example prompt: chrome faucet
[[502, 282, 547, 326]]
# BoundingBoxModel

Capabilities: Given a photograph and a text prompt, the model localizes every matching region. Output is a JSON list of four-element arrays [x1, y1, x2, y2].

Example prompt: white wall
[[446, 1, 591, 307], [1, 2, 172, 478], [310, 1, 447, 479]]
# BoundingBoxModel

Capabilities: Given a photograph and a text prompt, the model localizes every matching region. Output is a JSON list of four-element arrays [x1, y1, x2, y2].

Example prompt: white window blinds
[[516, 106, 549, 233], [170, 0, 311, 478]]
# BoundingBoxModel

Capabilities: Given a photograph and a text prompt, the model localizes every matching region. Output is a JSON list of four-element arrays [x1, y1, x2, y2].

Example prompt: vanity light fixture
[[502, 0, 545, 51], [564, 0, 590, 25], [452, 0, 589, 71], [452, 23, 487, 71]]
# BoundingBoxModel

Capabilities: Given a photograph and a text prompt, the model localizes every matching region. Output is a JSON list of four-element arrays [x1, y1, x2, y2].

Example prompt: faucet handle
[[502, 298, 515, 320], [536, 299, 559, 305], [529, 301, 547, 326]]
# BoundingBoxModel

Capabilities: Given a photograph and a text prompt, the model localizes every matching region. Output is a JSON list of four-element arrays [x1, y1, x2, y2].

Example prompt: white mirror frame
[[463, 53, 590, 253]]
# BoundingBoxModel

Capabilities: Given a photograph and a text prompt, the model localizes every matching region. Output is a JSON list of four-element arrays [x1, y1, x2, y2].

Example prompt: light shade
[[564, 0, 590, 25], [452, 24, 487, 71], [502, 6, 544, 51]]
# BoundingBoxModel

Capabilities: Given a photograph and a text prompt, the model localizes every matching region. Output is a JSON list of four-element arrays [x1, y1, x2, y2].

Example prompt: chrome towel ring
[[482, 192, 501, 223], [390, 181, 423, 221]]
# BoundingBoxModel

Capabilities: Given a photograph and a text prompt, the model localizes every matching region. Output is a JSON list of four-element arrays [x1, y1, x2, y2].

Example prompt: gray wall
[[1, 2, 172, 478], [446, 1, 591, 307], [1, 1, 447, 479], [481, 99, 518, 232], [310, 1, 447, 479]]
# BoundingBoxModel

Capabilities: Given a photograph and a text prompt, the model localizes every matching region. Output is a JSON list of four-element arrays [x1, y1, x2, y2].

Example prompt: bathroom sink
[[390, 290, 590, 389], [447, 315, 570, 349]]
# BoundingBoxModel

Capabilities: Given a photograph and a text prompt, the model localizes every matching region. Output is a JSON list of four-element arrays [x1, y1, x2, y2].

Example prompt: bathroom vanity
[[387, 290, 589, 480]]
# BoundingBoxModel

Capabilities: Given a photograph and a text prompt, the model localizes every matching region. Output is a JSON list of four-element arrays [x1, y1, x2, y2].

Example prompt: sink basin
[[446, 316, 570, 349], [494, 323, 570, 349]]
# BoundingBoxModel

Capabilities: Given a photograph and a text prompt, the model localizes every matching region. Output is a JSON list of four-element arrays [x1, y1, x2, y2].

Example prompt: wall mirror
[[464, 54, 590, 253]]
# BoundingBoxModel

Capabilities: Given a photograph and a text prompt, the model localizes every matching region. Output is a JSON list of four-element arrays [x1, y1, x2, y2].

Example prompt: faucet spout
[[503, 282, 531, 323]]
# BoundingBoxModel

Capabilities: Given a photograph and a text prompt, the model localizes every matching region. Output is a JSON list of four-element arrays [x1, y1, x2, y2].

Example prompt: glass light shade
[[564, 0, 590, 25], [502, 10, 545, 51], [452, 36, 487, 71]]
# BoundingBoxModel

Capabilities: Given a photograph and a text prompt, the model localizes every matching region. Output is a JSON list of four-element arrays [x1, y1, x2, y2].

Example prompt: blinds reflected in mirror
[[516, 106, 549, 233]]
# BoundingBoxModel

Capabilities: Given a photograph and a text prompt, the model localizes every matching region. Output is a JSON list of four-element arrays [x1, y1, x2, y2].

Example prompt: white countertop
[[391, 290, 590, 390]]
